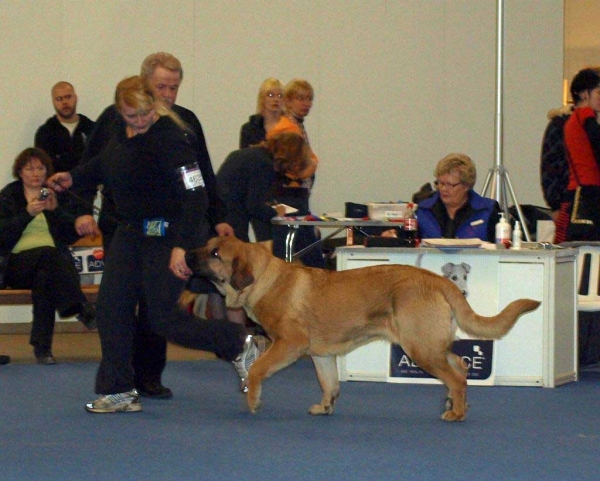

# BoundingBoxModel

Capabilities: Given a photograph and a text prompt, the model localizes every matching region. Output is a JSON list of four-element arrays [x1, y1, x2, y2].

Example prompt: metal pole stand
[[481, 164, 532, 242], [481, 0, 532, 243]]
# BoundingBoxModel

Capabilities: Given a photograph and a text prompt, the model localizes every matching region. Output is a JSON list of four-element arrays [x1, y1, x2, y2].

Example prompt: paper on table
[[420, 238, 482, 248], [275, 204, 298, 214]]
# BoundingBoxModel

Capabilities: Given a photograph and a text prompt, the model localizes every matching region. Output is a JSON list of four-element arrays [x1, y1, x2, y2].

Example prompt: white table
[[335, 246, 578, 387]]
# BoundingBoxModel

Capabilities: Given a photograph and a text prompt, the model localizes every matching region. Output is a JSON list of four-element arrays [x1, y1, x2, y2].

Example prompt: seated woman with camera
[[0, 147, 96, 365]]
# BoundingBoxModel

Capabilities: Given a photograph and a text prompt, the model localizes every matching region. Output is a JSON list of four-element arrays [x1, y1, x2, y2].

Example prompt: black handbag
[[565, 143, 600, 239], [566, 184, 600, 240], [570, 184, 600, 226]]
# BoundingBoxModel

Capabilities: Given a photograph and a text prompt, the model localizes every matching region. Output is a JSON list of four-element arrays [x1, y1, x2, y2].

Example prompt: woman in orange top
[[268, 79, 318, 182], [267, 79, 323, 267]]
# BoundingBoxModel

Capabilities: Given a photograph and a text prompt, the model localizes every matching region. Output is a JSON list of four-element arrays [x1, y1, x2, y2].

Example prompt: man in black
[[35, 82, 95, 172], [75, 53, 234, 398]]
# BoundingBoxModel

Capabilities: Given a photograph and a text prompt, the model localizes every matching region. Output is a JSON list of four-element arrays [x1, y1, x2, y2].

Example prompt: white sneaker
[[232, 335, 259, 393], [85, 390, 142, 413]]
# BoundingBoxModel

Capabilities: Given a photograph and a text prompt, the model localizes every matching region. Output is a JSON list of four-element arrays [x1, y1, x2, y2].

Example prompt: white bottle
[[512, 220, 523, 250], [495, 212, 512, 248]]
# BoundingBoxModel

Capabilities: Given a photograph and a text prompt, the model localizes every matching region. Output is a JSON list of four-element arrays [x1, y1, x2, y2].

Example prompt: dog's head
[[186, 236, 270, 293], [441, 262, 471, 297]]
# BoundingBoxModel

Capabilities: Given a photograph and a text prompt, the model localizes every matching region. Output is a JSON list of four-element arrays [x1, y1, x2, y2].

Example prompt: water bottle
[[403, 203, 418, 247]]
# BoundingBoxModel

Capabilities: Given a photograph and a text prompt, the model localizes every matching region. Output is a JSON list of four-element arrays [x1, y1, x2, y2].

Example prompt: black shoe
[[36, 355, 57, 365], [0, 354, 10, 365], [77, 303, 97, 331], [136, 382, 173, 399], [34, 348, 57, 365]]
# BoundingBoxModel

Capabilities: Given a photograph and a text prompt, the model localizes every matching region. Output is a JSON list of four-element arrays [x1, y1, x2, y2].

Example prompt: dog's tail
[[442, 282, 540, 340]]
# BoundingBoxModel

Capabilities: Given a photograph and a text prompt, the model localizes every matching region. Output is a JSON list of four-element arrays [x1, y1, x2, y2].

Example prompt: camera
[[38, 188, 49, 201]]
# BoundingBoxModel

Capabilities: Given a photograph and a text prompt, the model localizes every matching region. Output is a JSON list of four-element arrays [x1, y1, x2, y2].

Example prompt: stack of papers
[[420, 238, 483, 248]]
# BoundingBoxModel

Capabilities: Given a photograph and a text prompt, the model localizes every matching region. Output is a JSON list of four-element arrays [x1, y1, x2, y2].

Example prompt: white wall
[[564, 0, 600, 86], [0, 0, 562, 218]]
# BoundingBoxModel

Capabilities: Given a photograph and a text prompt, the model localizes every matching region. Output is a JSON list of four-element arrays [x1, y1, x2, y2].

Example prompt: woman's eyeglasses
[[434, 180, 462, 190]]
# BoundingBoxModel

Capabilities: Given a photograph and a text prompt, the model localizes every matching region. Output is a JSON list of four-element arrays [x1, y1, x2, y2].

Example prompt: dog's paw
[[308, 403, 334, 416], [248, 399, 263, 414], [443, 396, 469, 415], [440, 410, 466, 422]]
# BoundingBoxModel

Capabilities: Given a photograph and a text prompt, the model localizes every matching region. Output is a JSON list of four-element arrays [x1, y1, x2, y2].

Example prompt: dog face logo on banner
[[441, 262, 471, 297]]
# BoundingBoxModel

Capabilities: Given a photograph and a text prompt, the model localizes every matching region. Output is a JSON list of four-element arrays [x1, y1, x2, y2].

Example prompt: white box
[[536, 220, 555, 242], [367, 202, 412, 221]]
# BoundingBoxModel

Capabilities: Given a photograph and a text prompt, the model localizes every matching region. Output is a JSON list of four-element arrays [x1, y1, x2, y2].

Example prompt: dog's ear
[[461, 262, 471, 274], [231, 255, 255, 291], [441, 262, 453, 277]]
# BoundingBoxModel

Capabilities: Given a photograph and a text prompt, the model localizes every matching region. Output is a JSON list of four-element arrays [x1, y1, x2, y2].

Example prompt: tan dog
[[186, 236, 540, 422]]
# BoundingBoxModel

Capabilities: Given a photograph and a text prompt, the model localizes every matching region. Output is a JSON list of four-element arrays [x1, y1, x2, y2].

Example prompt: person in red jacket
[[563, 68, 600, 368], [564, 68, 600, 241]]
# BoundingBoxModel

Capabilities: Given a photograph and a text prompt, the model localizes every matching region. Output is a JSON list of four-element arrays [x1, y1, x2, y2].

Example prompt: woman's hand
[[27, 186, 57, 215], [170, 247, 191, 280], [26, 198, 48, 217], [46, 172, 73, 191], [75, 215, 102, 238]]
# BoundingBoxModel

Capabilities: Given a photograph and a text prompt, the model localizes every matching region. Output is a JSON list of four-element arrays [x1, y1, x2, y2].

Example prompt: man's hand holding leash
[[46, 172, 73, 192]]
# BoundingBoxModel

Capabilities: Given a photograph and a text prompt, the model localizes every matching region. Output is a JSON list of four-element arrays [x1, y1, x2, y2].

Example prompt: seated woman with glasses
[[416, 153, 500, 242]]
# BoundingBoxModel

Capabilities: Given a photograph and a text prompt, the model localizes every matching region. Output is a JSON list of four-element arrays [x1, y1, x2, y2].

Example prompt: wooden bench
[[0, 284, 99, 306]]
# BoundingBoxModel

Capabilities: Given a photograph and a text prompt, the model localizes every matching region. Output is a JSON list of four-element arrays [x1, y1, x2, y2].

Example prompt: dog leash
[[48, 179, 126, 230]]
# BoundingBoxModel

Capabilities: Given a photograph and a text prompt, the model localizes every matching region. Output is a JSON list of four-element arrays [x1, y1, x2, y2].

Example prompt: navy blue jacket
[[417, 190, 499, 242], [540, 111, 571, 210]]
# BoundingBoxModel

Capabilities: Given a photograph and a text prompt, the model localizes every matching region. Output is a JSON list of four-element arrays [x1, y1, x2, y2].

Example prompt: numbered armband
[[176, 162, 205, 191]]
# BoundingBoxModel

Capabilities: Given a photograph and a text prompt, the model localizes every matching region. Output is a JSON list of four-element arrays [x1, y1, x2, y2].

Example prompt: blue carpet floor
[[1, 359, 598, 480]]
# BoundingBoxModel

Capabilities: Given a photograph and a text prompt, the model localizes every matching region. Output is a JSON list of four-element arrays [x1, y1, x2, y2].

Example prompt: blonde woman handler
[[49, 76, 254, 413]]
